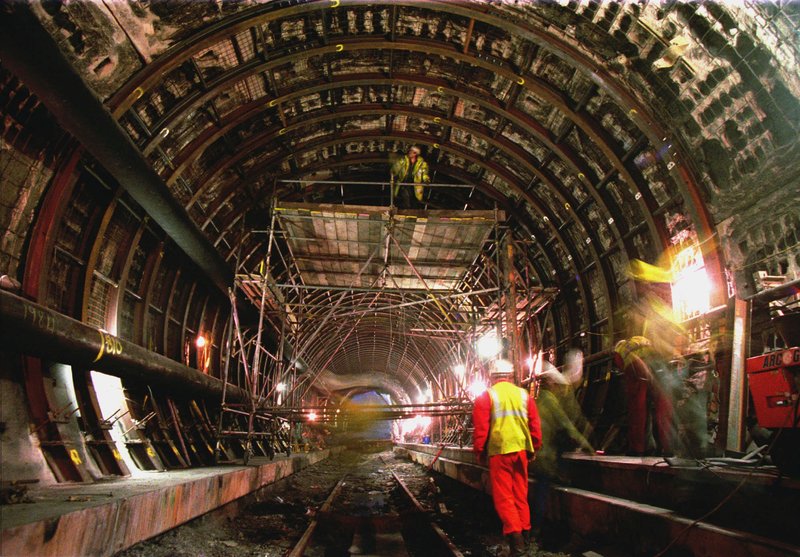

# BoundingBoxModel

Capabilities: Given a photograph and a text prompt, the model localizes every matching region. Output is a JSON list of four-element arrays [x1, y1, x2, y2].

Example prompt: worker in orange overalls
[[473, 358, 543, 556]]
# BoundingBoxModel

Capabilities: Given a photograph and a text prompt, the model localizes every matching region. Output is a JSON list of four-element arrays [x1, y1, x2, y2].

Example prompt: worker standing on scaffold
[[390, 145, 430, 208]]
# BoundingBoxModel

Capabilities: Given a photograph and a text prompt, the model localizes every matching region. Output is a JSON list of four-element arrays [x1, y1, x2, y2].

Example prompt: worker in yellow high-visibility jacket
[[473, 358, 543, 556], [390, 145, 430, 207]]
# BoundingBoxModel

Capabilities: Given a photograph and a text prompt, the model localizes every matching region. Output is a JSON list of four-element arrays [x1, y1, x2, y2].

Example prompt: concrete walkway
[[1, 450, 333, 557]]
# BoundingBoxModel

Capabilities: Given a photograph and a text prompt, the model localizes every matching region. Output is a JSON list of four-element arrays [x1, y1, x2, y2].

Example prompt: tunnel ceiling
[[7, 1, 800, 397]]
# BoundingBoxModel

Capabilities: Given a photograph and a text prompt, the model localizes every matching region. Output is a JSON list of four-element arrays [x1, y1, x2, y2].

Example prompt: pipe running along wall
[[0, 290, 247, 401]]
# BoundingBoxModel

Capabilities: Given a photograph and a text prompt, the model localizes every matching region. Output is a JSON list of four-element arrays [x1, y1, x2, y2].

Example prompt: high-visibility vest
[[391, 156, 429, 196], [486, 382, 534, 456]]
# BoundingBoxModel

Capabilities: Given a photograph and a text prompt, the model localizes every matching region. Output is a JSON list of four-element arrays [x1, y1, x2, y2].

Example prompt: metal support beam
[[726, 297, 749, 452], [0, 290, 247, 401], [0, 4, 233, 294]]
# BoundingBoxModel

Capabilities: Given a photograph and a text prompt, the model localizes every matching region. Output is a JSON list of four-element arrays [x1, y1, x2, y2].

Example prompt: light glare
[[468, 378, 488, 399], [671, 244, 711, 321], [477, 332, 501, 358], [526, 356, 535, 370]]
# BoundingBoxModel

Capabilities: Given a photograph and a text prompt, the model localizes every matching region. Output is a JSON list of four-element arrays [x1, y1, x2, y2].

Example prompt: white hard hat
[[489, 358, 514, 375]]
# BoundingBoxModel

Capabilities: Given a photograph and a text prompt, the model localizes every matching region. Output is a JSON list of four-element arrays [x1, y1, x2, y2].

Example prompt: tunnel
[[0, 1, 799, 556]]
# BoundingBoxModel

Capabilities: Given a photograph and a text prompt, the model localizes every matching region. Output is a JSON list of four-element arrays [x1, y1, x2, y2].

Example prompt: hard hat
[[489, 358, 514, 375], [408, 145, 421, 154]]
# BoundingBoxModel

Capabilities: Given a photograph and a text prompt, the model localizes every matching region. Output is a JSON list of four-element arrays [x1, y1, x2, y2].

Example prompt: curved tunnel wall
[[0, 1, 799, 484]]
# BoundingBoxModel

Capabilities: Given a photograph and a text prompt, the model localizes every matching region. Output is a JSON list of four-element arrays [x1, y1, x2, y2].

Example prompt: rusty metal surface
[[0, 3, 233, 295], [0, 290, 246, 402], [4, 0, 779, 488], [0, 450, 337, 557], [401, 445, 800, 557]]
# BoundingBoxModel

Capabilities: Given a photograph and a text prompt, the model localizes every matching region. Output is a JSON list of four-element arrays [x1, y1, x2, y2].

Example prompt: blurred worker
[[390, 145, 430, 208], [473, 358, 543, 556], [613, 336, 675, 456], [673, 351, 715, 457], [533, 362, 593, 478]]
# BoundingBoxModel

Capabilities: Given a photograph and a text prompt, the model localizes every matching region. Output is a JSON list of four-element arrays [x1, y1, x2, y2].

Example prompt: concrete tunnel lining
[[0, 0, 799, 554]]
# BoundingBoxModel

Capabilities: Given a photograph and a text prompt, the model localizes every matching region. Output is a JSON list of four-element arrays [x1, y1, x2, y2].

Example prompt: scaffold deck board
[[274, 203, 503, 290]]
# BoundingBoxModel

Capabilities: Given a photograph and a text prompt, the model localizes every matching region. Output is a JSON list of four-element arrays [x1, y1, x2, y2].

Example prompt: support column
[[503, 236, 521, 383], [726, 297, 749, 452]]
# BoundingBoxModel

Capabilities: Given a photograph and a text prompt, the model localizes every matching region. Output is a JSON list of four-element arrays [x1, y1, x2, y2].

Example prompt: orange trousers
[[488, 450, 530, 535]]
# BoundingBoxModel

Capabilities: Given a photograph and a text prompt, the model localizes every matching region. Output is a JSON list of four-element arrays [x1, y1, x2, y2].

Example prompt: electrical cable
[[652, 434, 780, 556], [652, 394, 798, 557]]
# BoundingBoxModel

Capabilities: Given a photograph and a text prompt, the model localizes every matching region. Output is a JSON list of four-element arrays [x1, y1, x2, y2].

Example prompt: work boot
[[506, 532, 526, 557]]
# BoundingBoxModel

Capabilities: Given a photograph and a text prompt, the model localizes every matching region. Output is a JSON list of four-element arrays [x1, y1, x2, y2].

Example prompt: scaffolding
[[215, 183, 557, 457]]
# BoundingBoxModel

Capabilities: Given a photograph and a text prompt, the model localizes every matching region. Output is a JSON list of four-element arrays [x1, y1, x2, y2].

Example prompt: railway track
[[116, 448, 518, 557], [287, 458, 463, 556]]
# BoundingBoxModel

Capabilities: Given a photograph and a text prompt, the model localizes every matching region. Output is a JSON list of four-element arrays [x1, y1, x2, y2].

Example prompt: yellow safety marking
[[94, 330, 105, 362], [517, 76, 525, 85], [146, 446, 156, 457], [132, 87, 144, 101], [335, 44, 344, 52], [94, 330, 123, 362], [433, 117, 441, 124], [330, 0, 340, 6], [69, 449, 82, 466], [113, 449, 122, 460], [172, 445, 180, 456]]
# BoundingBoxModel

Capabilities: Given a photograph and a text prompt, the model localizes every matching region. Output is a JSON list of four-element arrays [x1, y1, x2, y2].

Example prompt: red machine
[[747, 347, 800, 428], [747, 347, 800, 475]]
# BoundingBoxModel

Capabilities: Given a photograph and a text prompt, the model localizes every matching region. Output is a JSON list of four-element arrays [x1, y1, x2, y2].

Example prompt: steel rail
[[287, 468, 463, 557], [391, 470, 465, 557], [287, 476, 348, 557]]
